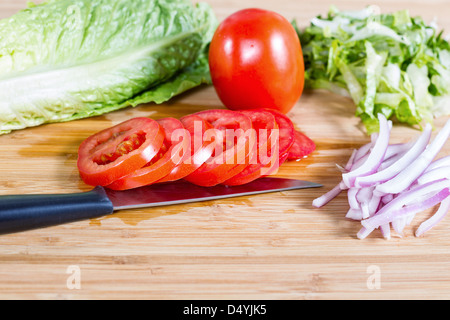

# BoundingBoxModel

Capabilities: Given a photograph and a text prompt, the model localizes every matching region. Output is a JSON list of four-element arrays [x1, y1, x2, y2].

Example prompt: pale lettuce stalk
[[297, 6, 450, 134], [335, 57, 364, 104], [0, 0, 217, 134], [358, 42, 387, 119]]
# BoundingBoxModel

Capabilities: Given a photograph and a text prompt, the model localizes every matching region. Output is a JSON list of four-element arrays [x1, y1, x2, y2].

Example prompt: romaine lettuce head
[[296, 6, 450, 134], [0, 0, 217, 134]]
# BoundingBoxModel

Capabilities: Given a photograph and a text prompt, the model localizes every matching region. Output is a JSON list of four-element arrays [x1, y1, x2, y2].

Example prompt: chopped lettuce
[[0, 0, 217, 134], [296, 6, 450, 133]]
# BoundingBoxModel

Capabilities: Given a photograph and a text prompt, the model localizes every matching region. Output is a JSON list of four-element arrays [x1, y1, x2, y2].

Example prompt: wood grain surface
[[0, 0, 450, 300]]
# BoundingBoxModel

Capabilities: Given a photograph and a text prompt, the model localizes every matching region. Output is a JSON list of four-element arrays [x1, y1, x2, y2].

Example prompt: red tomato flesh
[[107, 118, 190, 190], [265, 109, 295, 166], [184, 109, 257, 187], [77, 109, 316, 189], [288, 130, 316, 160], [223, 109, 280, 186], [156, 115, 216, 183], [77, 117, 164, 186]]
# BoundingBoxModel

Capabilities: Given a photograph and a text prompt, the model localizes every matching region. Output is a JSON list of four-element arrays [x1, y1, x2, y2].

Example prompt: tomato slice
[[288, 130, 316, 160], [223, 109, 280, 186], [265, 109, 295, 165], [156, 115, 216, 183], [184, 109, 257, 187], [77, 117, 164, 186], [107, 118, 190, 190]]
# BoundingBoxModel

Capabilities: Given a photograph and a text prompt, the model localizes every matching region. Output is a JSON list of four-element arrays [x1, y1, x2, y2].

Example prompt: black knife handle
[[0, 186, 114, 235]]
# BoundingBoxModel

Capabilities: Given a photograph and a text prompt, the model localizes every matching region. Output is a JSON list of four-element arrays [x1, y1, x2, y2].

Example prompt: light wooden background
[[0, 0, 449, 300]]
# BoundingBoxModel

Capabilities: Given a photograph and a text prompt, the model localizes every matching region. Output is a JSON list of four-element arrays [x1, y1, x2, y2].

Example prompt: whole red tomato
[[208, 8, 305, 114]]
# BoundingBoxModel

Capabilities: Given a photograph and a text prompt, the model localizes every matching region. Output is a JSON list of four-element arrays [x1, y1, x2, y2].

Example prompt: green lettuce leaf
[[296, 6, 450, 134], [0, 0, 217, 134]]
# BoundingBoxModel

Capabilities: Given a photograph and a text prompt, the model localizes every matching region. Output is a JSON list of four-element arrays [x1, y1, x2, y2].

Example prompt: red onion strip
[[313, 115, 450, 239], [342, 114, 391, 188], [355, 124, 432, 188], [359, 179, 450, 236], [347, 188, 360, 209], [312, 150, 357, 208], [418, 166, 450, 185], [426, 156, 450, 172], [361, 188, 450, 231], [392, 217, 408, 236], [375, 120, 450, 195], [354, 142, 373, 162], [346, 208, 363, 221], [312, 184, 343, 208], [415, 197, 450, 237]]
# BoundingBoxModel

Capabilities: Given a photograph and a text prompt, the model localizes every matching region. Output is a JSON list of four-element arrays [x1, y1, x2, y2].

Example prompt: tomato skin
[[107, 118, 190, 190], [77, 118, 164, 187], [184, 109, 257, 187], [209, 8, 304, 114], [223, 109, 280, 186], [264, 109, 295, 164], [156, 115, 216, 183], [288, 130, 316, 160]]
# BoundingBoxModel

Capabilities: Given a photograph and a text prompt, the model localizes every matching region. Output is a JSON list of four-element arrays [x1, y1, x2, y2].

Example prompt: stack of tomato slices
[[77, 109, 316, 190]]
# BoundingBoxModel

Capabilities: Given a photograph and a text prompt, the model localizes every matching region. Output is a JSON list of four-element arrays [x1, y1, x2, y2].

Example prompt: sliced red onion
[[381, 179, 449, 214], [312, 183, 343, 208], [361, 188, 450, 231], [381, 193, 394, 204], [426, 156, 450, 172], [350, 152, 370, 171], [342, 114, 391, 188], [375, 120, 450, 195], [312, 150, 357, 208], [347, 187, 360, 209], [357, 226, 373, 239], [313, 117, 450, 240], [351, 141, 407, 171], [378, 152, 404, 170], [380, 224, 391, 239], [418, 166, 450, 185], [416, 197, 450, 237], [393, 212, 417, 236], [361, 179, 450, 231], [358, 179, 450, 239], [361, 202, 370, 219], [343, 149, 358, 172], [376, 144, 412, 171], [384, 142, 413, 159], [368, 193, 382, 217], [392, 217, 408, 236], [346, 208, 363, 220], [356, 186, 375, 218], [354, 142, 373, 163], [355, 124, 432, 188], [406, 213, 415, 226], [371, 132, 379, 143]]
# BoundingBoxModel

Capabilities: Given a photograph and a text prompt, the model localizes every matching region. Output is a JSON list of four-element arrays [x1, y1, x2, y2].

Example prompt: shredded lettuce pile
[[0, 0, 217, 134], [296, 6, 450, 133]]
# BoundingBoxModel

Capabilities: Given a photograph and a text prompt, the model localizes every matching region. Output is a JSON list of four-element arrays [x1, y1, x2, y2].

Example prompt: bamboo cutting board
[[0, 0, 450, 300]]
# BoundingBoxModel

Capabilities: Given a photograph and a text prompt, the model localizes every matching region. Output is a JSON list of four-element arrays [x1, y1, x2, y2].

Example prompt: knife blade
[[0, 178, 321, 235]]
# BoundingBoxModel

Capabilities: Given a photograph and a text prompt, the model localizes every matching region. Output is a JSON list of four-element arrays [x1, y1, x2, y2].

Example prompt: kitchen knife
[[0, 178, 321, 235]]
